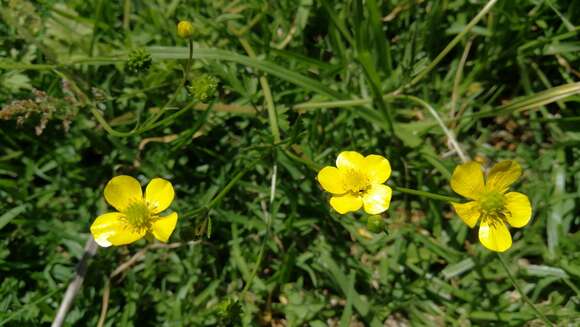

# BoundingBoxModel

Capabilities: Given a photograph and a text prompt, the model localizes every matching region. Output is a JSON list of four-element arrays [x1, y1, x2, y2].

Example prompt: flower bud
[[126, 48, 152, 73], [366, 215, 385, 233], [177, 20, 194, 39], [189, 74, 219, 102]]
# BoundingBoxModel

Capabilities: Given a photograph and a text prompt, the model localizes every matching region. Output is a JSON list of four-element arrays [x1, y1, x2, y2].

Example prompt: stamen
[[342, 169, 370, 194], [479, 191, 505, 213], [123, 201, 152, 231], [481, 210, 509, 228]]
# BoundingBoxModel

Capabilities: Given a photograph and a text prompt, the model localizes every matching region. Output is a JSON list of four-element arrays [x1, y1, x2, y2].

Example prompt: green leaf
[[0, 205, 26, 230], [147, 47, 343, 99]]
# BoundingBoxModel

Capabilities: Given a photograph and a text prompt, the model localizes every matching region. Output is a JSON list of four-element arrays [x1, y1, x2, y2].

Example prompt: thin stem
[[1, 288, 62, 325], [358, 52, 396, 136], [261, 78, 281, 143], [394, 0, 499, 94], [185, 39, 193, 80], [123, 0, 131, 32], [283, 149, 321, 172], [238, 38, 281, 143], [393, 186, 461, 203], [497, 253, 554, 326], [450, 37, 474, 122], [89, 0, 104, 58], [181, 153, 269, 217], [293, 98, 372, 110], [140, 39, 194, 131], [206, 156, 263, 210], [240, 160, 276, 299], [396, 95, 469, 163]]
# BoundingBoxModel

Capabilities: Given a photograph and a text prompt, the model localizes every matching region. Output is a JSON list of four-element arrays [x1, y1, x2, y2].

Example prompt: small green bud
[[189, 74, 218, 102], [177, 20, 194, 39], [215, 298, 242, 323], [366, 215, 385, 233], [126, 48, 152, 73]]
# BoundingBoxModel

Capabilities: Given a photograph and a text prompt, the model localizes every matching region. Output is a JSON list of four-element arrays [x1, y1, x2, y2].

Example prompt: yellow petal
[[145, 178, 175, 214], [450, 162, 485, 200], [363, 154, 391, 184], [504, 192, 532, 228], [90, 212, 145, 247], [104, 176, 143, 212], [151, 212, 178, 243], [478, 220, 512, 252], [486, 160, 522, 193], [329, 194, 363, 214], [317, 166, 346, 194], [362, 184, 392, 214], [451, 201, 481, 228], [336, 151, 365, 171]]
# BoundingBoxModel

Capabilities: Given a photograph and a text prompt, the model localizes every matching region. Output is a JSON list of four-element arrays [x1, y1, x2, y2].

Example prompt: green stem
[[393, 186, 461, 203], [0, 287, 62, 325], [238, 38, 281, 143], [358, 51, 396, 136], [395, 0, 499, 93], [181, 156, 263, 218], [293, 98, 372, 110], [140, 39, 194, 131], [206, 157, 261, 209], [185, 39, 193, 80], [395, 95, 469, 163], [240, 162, 275, 298], [89, 0, 104, 57], [261, 77, 281, 143], [497, 253, 554, 326], [240, 236, 267, 298], [90, 107, 136, 137], [283, 149, 321, 172], [181, 155, 269, 299]]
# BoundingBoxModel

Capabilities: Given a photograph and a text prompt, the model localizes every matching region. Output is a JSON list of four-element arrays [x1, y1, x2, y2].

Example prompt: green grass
[[1, 0, 579, 326]]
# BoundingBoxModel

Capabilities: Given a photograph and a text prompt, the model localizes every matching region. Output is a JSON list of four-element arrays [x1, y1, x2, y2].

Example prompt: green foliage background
[[1, 0, 579, 325]]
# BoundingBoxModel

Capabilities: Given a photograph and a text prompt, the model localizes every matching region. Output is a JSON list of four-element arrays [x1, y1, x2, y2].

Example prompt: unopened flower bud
[[126, 48, 152, 73], [177, 20, 194, 39], [189, 74, 219, 102], [366, 215, 385, 233]]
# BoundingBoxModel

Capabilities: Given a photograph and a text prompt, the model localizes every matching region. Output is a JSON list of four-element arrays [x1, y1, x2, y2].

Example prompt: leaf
[[0, 205, 26, 230], [525, 265, 569, 279], [441, 258, 475, 279], [1, 72, 31, 92], [147, 47, 343, 99]]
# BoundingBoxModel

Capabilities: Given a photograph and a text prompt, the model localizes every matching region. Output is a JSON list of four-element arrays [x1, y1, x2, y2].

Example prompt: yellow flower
[[317, 151, 392, 215], [177, 20, 194, 39], [90, 176, 178, 247], [450, 160, 532, 252]]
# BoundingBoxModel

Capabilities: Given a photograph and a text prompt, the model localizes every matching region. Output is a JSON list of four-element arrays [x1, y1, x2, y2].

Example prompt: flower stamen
[[342, 169, 370, 194], [479, 191, 504, 213], [123, 201, 152, 231]]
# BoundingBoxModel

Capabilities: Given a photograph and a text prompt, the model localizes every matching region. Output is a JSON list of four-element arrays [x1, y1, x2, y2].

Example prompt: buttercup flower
[[450, 160, 532, 252], [177, 20, 194, 39], [317, 151, 392, 215], [90, 176, 178, 247]]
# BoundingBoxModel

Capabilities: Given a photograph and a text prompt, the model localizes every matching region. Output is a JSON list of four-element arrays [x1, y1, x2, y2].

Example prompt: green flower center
[[123, 201, 152, 230], [479, 191, 504, 213], [343, 169, 370, 194]]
